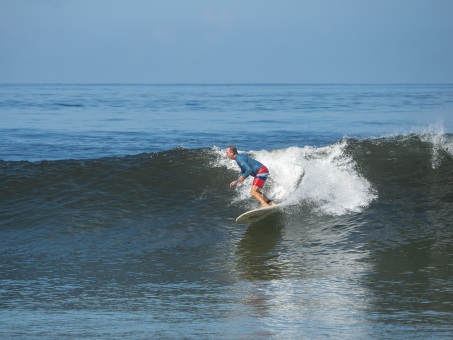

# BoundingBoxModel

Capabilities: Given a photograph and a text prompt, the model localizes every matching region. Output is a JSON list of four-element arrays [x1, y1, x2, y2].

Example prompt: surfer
[[226, 146, 276, 208]]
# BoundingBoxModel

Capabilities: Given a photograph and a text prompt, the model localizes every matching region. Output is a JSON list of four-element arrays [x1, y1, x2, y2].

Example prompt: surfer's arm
[[230, 176, 245, 188], [237, 159, 253, 179], [231, 155, 252, 188]]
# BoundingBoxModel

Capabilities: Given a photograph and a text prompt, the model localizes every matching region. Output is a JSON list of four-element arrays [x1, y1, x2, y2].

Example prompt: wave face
[[1, 132, 452, 231]]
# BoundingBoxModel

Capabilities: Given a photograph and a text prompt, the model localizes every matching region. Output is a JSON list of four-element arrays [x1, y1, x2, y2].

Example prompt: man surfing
[[226, 146, 276, 208]]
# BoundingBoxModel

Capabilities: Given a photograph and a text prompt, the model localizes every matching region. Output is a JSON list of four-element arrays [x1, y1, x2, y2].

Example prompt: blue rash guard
[[235, 154, 264, 179]]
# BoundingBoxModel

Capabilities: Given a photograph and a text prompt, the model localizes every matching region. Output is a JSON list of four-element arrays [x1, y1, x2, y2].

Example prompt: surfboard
[[236, 205, 280, 224]]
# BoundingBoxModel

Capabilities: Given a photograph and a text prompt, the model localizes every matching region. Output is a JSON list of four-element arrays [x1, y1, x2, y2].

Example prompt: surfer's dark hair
[[227, 146, 238, 154]]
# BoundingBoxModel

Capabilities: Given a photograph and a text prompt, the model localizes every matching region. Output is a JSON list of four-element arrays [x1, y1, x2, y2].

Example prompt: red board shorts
[[252, 166, 269, 189]]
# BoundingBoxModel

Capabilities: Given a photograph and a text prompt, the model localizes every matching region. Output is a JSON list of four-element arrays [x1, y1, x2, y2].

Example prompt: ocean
[[1, 84, 452, 339]]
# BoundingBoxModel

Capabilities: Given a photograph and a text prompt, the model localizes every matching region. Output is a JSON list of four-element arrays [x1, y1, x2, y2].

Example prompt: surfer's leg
[[267, 199, 277, 206], [250, 186, 268, 207], [251, 186, 273, 208], [251, 169, 275, 207]]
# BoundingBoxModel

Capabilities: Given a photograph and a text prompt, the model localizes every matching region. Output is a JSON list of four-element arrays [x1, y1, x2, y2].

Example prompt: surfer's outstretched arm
[[230, 176, 244, 188]]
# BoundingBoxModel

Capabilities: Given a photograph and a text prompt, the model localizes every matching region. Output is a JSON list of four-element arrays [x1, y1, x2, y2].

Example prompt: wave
[[215, 128, 452, 214], [1, 131, 452, 229], [213, 142, 377, 215]]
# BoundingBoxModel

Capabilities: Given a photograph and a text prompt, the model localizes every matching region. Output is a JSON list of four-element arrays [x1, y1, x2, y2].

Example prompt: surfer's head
[[226, 146, 238, 159]]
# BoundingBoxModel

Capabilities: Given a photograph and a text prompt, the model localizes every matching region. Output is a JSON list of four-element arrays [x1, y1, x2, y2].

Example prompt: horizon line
[[1, 82, 453, 86]]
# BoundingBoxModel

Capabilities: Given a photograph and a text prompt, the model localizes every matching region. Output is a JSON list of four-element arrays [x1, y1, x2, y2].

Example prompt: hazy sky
[[1, 0, 452, 83]]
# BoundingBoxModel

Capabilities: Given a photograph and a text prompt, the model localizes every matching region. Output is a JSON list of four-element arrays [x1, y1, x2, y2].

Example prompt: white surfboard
[[236, 205, 280, 224]]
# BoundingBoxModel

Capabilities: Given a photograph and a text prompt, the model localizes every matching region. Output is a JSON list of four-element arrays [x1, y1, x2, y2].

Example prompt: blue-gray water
[[1, 84, 453, 339]]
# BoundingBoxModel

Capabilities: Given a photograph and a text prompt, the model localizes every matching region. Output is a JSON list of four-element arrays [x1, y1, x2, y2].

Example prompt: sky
[[1, 0, 452, 84]]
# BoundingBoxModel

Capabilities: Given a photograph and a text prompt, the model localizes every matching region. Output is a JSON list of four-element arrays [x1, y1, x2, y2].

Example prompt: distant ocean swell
[[1, 132, 452, 231]]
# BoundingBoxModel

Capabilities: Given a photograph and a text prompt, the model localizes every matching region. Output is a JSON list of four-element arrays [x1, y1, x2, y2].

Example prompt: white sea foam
[[213, 142, 377, 215], [417, 123, 453, 168]]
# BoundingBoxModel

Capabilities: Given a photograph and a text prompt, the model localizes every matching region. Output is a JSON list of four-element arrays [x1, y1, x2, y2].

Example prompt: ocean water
[[1, 84, 453, 339]]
